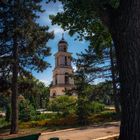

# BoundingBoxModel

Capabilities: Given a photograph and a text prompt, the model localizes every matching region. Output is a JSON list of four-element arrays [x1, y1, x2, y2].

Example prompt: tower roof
[[58, 33, 67, 44]]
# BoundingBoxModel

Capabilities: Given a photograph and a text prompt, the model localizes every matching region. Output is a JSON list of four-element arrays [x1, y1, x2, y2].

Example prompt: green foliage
[[5, 104, 11, 122], [76, 97, 90, 125], [49, 0, 119, 54], [0, 1, 54, 74], [1, 0, 54, 133], [73, 69, 91, 125], [0, 118, 9, 128], [89, 81, 114, 105], [0, 91, 11, 122], [47, 114, 77, 127], [18, 76, 50, 109], [49, 0, 120, 116], [48, 95, 77, 116], [19, 98, 36, 122], [19, 114, 77, 129], [19, 110, 117, 129], [33, 112, 58, 121], [89, 102, 105, 114], [89, 110, 118, 123], [0, 75, 50, 123]]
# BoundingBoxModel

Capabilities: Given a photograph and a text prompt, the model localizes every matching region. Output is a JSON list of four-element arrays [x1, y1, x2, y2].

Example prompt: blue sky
[[32, 1, 89, 86]]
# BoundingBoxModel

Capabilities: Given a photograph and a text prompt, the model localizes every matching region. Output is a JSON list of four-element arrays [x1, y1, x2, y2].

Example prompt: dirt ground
[[39, 122, 119, 140]]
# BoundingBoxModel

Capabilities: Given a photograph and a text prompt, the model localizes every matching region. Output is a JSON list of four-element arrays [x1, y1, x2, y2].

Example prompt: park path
[[39, 122, 119, 140]]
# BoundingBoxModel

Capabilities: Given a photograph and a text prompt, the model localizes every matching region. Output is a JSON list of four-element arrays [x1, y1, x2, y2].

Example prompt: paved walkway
[[39, 122, 119, 140]]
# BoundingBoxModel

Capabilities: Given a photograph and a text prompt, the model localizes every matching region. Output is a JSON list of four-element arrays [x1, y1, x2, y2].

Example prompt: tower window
[[57, 58, 59, 66], [61, 56, 65, 65], [55, 75, 57, 85], [58, 44, 67, 52], [65, 56, 67, 66], [65, 73, 69, 84], [64, 47, 66, 52], [53, 93, 56, 98]]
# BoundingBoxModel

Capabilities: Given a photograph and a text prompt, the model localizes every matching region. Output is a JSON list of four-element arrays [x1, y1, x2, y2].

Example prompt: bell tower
[[50, 34, 74, 97]]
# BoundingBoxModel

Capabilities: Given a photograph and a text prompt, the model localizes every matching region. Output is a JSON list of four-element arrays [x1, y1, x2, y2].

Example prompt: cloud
[[49, 25, 64, 34], [58, 3, 64, 12], [41, 1, 63, 16], [39, 78, 51, 86], [72, 64, 77, 72], [38, 1, 63, 27]]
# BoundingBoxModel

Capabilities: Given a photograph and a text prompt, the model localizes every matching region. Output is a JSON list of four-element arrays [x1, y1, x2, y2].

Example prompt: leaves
[[49, 0, 120, 55], [0, 1, 54, 77]]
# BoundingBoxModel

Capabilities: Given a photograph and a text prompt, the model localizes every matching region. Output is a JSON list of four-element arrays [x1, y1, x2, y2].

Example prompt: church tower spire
[[62, 33, 64, 40], [50, 35, 74, 97]]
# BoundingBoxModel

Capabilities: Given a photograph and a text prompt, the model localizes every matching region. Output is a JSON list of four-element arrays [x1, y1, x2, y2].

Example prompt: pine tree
[[75, 45, 120, 115], [0, 0, 53, 134]]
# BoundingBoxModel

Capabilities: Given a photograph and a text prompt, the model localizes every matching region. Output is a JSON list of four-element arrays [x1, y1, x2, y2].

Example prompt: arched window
[[55, 75, 57, 85], [53, 93, 56, 97], [52, 90, 56, 98], [67, 56, 71, 66], [65, 73, 69, 84], [63, 46, 67, 52], [61, 56, 65, 65], [56, 57, 59, 66], [65, 56, 67, 66]]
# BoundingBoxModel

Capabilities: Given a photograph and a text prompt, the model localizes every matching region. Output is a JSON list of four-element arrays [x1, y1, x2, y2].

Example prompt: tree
[[0, 91, 11, 122], [109, 44, 120, 114], [18, 96, 36, 122], [0, 76, 11, 122], [72, 58, 94, 125], [48, 0, 140, 139], [89, 81, 114, 105], [48, 95, 76, 116], [76, 45, 120, 114], [18, 76, 50, 109], [0, 1, 53, 134]]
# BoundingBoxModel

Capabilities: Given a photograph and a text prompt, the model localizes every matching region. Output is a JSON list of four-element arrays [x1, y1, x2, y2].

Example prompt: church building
[[50, 35, 74, 97]]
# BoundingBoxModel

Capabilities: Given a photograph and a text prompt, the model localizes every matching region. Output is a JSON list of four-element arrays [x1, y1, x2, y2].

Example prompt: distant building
[[50, 35, 74, 97]]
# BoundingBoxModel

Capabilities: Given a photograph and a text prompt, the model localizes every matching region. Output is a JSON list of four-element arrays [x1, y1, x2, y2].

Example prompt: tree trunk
[[10, 38, 18, 134], [5, 104, 11, 122], [110, 0, 140, 139], [109, 45, 121, 115]]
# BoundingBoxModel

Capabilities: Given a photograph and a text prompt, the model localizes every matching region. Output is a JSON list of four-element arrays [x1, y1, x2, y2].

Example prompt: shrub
[[48, 95, 77, 116], [88, 111, 118, 123], [76, 97, 91, 125], [19, 99, 36, 122], [19, 114, 77, 129], [89, 102, 105, 114], [47, 114, 77, 126], [32, 112, 59, 121], [0, 118, 9, 128], [20, 119, 48, 129], [33, 113, 48, 121]]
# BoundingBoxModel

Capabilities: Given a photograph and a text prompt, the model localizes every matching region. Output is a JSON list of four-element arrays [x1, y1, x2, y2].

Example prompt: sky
[[32, 1, 89, 86]]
